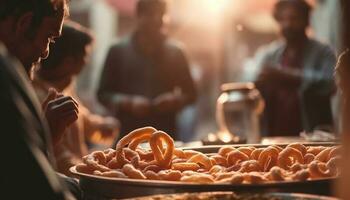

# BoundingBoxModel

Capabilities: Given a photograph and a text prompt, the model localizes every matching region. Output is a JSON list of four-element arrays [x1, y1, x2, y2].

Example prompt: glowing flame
[[218, 131, 233, 143], [208, 133, 218, 142]]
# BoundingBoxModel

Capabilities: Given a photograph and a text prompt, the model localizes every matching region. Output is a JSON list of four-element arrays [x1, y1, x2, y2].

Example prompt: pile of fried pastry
[[75, 127, 340, 184]]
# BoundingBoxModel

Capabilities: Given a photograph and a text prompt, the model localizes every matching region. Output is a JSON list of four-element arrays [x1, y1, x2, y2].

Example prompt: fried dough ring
[[267, 166, 286, 181], [75, 163, 95, 174], [144, 170, 160, 180], [209, 165, 225, 174], [277, 147, 304, 170], [116, 127, 157, 167], [209, 157, 217, 165], [173, 148, 186, 159], [183, 150, 201, 159], [103, 148, 116, 163], [326, 156, 341, 176], [287, 143, 307, 156], [289, 163, 307, 173], [291, 169, 309, 181], [158, 170, 182, 181], [83, 151, 110, 172], [149, 131, 175, 168], [188, 153, 213, 171], [237, 147, 256, 157], [314, 147, 332, 163], [210, 155, 228, 167], [93, 170, 128, 178], [172, 162, 201, 171], [218, 146, 235, 157], [244, 172, 267, 184], [328, 146, 341, 160], [216, 173, 244, 184], [270, 145, 283, 152], [172, 158, 188, 164], [128, 134, 152, 150], [215, 172, 235, 181], [136, 149, 154, 161], [227, 150, 250, 166], [251, 148, 264, 160], [123, 148, 139, 161], [307, 146, 326, 156], [122, 164, 147, 179], [304, 153, 315, 164], [239, 160, 261, 173], [143, 164, 163, 173], [309, 160, 336, 178], [258, 147, 279, 172], [229, 173, 245, 184], [181, 174, 215, 184]]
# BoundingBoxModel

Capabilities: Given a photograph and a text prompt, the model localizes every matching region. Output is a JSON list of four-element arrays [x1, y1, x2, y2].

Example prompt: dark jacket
[[98, 34, 197, 140], [0, 43, 76, 200]]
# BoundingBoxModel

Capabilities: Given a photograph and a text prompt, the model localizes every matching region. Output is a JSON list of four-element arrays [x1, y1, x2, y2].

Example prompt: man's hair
[[273, 0, 311, 22], [136, 0, 167, 16], [40, 21, 94, 71], [0, 0, 69, 26], [336, 49, 350, 78]]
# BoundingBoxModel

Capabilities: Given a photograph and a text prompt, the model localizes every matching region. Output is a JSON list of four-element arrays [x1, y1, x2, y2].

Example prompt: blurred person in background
[[0, 0, 81, 199], [97, 0, 197, 141], [34, 21, 120, 176], [250, 0, 336, 136]]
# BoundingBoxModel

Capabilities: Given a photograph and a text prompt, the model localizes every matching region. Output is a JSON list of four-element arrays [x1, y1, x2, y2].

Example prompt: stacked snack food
[[75, 127, 340, 184]]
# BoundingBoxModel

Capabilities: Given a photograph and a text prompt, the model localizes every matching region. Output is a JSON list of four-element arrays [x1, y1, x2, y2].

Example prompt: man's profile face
[[276, 6, 308, 41], [27, 15, 65, 65]]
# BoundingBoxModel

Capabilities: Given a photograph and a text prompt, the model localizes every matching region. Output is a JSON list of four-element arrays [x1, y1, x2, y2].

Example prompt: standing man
[[252, 0, 336, 136], [98, 0, 197, 140], [0, 0, 79, 199]]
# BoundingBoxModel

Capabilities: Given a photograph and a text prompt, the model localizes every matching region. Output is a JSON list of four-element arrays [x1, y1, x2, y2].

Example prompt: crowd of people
[[0, 0, 346, 199]]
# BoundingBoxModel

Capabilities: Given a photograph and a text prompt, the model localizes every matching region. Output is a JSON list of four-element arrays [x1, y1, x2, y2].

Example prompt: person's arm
[[153, 47, 197, 114], [97, 46, 128, 111], [302, 46, 337, 95], [80, 105, 119, 141], [97, 45, 152, 116], [257, 65, 303, 87], [172, 48, 197, 107]]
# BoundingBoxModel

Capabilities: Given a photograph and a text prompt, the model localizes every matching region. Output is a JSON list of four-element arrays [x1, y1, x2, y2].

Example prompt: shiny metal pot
[[216, 82, 264, 144]]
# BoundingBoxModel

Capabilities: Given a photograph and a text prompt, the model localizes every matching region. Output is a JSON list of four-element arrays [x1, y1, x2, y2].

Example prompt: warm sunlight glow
[[203, 0, 230, 15]]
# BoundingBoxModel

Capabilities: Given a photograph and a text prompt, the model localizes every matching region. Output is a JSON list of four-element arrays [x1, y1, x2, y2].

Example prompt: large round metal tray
[[72, 143, 338, 199], [125, 191, 339, 200]]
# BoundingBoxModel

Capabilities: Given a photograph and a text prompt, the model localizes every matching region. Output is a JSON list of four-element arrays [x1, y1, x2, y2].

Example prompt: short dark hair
[[336, 49, 350, 79], [136, 0, 167, 16], [40, 21, 94, 70], [0, 0, 69, 26], [273, 0, 311, 22]]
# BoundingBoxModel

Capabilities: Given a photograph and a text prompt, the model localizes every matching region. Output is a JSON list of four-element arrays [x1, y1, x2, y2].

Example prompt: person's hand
[[257, 66, 280, 82], [152, 92, 181, 114], [256, 65, 290, 89], [98, 117, 120, 140], [130, 96, 152, 117], [42, 88, 79, 146], [257, 64, 301, 85]]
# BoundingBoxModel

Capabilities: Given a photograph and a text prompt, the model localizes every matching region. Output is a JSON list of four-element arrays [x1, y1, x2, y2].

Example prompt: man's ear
[[15, 12, 33, 37]]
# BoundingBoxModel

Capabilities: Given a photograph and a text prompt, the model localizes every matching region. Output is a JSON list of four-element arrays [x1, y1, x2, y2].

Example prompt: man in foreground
[[0, 0, 80, 199]]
